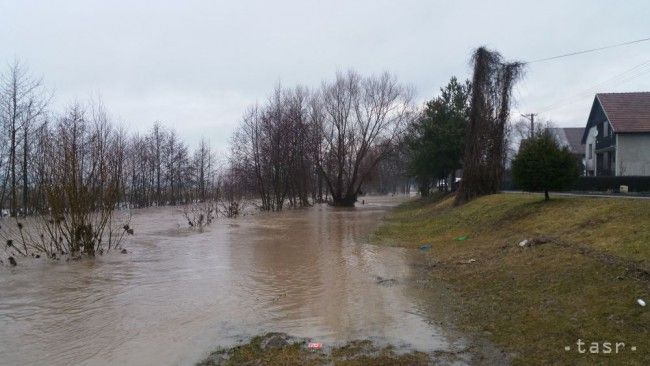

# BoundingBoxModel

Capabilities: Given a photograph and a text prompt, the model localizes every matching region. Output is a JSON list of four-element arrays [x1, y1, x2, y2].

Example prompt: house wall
[[585, 126, 597, 175], [616, 133, 650, 176]]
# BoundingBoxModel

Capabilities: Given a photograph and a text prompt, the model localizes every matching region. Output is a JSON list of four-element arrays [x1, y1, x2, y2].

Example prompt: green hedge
[[501, 175, 650, 193], [572, 176, 650, 192]]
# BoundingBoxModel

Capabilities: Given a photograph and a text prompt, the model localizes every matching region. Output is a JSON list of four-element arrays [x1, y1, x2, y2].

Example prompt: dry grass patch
[[374, 193, 649, 365], [198, 334, 430, 366]]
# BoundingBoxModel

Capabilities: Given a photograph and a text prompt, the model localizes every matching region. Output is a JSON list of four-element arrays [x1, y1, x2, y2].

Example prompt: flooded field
[[0, 196, 471, 365]]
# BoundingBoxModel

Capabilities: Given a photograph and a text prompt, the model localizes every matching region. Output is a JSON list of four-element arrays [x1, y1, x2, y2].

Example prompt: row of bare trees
[[1, 63, 414, 226], [231, 86, 317, 211], [0, 62, 233, 258], [231, 70, 414, 208], [123, 123, 219, 208], [0, 63, 226, 220], [0, 62, 47, 217]]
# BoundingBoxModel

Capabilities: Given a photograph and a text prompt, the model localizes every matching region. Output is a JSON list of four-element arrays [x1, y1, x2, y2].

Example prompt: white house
[[582, 92, 650, 176]]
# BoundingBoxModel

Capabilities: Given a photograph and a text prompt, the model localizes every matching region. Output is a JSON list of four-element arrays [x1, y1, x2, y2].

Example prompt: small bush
[[512, 130, 580, 200], [182, 201, 217, 231]]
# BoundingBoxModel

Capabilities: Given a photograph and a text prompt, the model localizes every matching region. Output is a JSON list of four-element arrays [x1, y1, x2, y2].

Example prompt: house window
[[588, 144, 593, 159], [597, 123, 603, 137], [608, 122, 613, 136]]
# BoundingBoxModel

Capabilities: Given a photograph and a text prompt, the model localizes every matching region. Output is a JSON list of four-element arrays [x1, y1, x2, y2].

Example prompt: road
[[502, 190, 650, 200]]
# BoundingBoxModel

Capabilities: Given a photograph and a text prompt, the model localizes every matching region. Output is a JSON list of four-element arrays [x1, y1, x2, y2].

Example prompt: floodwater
[[0, 196, 470, 365]]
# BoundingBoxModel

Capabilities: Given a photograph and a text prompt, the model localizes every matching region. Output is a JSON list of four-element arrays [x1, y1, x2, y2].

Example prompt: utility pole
[[521, 113, 537, 138]]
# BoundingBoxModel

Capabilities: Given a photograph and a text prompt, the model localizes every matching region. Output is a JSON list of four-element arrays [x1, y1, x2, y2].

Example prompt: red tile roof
[[562, 128, 585, 154], [596, 92, 650, 133]]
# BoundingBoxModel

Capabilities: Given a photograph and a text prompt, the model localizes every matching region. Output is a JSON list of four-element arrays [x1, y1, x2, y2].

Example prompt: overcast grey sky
[[2, 0, 649, 152]]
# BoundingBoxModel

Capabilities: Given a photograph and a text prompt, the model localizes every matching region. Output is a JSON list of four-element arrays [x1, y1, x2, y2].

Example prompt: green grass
[[374, 192, 650, 365]]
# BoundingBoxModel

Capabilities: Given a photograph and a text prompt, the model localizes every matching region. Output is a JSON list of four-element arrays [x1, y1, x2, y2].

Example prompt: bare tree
[[0, 61, 46, 217], [20, 98, 47, 216], [193, 138, 213, 201], [315, 71, 413, 206], [151, 122, 164, 204], [231, 85, 317, 211]]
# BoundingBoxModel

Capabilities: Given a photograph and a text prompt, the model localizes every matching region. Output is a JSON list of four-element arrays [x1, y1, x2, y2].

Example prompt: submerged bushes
[[40, 104, 130, 256], [1, 103, 132, 260]]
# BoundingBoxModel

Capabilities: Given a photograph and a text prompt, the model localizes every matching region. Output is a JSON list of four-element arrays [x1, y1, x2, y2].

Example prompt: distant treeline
[[0, 62, 220, 217], [0, 63, 416, 217]]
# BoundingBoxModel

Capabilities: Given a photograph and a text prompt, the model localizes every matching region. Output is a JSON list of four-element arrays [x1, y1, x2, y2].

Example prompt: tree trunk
[[317, 173, 323, 203], [331, 193, 357, 207], [544, 190, 550, 201], [451, 170, 457, 191], [10, 80, 18, 217], [10, 119, 17, 217], [22, 124, 29, 216], [418, 178, 430, 197]]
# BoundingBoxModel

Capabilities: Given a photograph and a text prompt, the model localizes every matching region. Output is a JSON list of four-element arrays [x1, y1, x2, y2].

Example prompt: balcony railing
[[595, 135, 615, 150]]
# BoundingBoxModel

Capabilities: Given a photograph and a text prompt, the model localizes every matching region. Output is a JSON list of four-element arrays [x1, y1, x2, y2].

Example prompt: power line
[[537, 58, 650, 113], [527, 36, 650, 64]]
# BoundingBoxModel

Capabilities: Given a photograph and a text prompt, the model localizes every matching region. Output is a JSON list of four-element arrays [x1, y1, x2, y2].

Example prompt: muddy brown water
[[0, 196, 474, 365]]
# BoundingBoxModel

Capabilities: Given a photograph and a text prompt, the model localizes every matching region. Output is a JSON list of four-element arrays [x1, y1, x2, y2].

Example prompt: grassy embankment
[[373, 192, 649, 365]]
